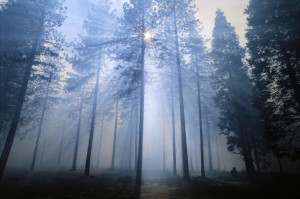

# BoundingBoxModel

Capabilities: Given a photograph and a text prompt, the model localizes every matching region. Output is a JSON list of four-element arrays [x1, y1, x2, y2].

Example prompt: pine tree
[[0, 0, 65, 179], [246, 0, 300, 160], [115, 0, 152, 186], [211, 9, 256, 177]]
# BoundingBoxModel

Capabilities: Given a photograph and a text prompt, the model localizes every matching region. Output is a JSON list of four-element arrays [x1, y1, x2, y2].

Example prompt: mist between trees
[[0, 0, 299, 187]]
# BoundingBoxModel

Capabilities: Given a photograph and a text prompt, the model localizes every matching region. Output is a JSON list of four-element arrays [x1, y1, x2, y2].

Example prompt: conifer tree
[[211, 9, 256, 177], [246, 0, 300, 160]]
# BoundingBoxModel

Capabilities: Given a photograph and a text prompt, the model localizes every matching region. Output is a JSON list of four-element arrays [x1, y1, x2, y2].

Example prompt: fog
[[0, 0, 299, 198]]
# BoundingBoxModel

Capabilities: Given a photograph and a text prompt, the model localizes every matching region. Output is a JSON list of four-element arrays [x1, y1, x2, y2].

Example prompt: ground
[[0, 169, 299, 199]]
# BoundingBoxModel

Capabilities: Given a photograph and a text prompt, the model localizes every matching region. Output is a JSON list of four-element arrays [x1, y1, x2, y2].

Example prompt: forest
[[0, 0, 299, 198]]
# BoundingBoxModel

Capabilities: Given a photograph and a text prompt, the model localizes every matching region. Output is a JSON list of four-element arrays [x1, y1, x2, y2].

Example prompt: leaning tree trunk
[[0, 1, 47, 180], [111, 99, 119, 170], [84, 64, 100, 176], [171, 84, 177, 175], [31, 72, 52, 171], [205, 113, 213, 172], [196, 63, 205, 178], [172, 0, 190, 182], [71, 95, 83, 171]]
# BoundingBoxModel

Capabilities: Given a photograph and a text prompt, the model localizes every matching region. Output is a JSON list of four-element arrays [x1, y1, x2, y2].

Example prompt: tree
[[0, 0, 65, 179], [70, 0, 115, 176], [115, 0, 152, 186], [245, 0, 300, 161], [211, 9, 257, 177]]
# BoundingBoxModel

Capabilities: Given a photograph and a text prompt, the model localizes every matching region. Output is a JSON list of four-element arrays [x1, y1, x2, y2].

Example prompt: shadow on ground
[[0, 169, 299, 199]]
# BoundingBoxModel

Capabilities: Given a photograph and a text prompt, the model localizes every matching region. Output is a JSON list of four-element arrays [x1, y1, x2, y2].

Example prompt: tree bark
[[84, 63, 100, 176], [253, 144, 261, 174], [171, 84, 177, 175], [277, 157, 284, 174], [71, 95, 83, 171], [136, 0, 146, 186], [172, 0, 190, 182], [205, 113, 213, 172], [111, 99, 119, 170], [96, 115, 104, 169], [0, 0, 47, 179], [196, 63, 205, 178], [57, 121, 66, 166], [241, 137, 255, 178], [135, 105, 138, 171], [129, 108, 133, 170], [215, 127, 221, 171], [31, 72, 52, 171], [162, 110, 165, 171]]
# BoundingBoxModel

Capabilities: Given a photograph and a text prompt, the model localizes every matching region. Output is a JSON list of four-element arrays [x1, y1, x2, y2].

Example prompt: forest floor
[[0, 169, 299, 199]]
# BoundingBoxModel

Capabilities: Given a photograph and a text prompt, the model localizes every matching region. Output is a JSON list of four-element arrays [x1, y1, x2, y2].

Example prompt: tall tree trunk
[[172, 0, 190, 182], [96, 115, 104, 169], [31, 73, 52, 171], [129, 108, 133, 170], [253, 144, 261, 174], [84, 64, 100, 176], [0, 1, 47, 179], [136, 0, 146, 186], [205, 113, 213, 172], [71, 95, 83, 171], [277, 157, 284, 174], [215, 127, 221, 171], [241, 137, 255, 178], [135, 105, 138, 171], [162, 110, 165, 171], [171, 84, 177, 175], [220, 136, 226, 170], [189, 131, 194, 173], [111, 99, 119, 170], [196, 63, 205, 178], [57, 121, 66, 166]]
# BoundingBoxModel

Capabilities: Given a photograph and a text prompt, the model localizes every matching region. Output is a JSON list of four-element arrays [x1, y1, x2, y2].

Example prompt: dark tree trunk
[[111, 99, 119, 170], [0, 1, 47, 179], [172, 0, 190, 182], [277, 157, 284, 174], [84, 64, 100, 176], [135, 105, 138, 171], [253, 144, 261, 174], [136, 0, 146, 185], [241, 138, 255, 178], [96, 115, 104, 169], [31, 73, 52, 171], [72, 95, 83, 171], [171, 84, 177, 175], [196, 63, 205, 178], [129, 108, 133, 170], [57, 121, 66, 166], [205, 114, 213, 172], [162, 111, 165, 171], [215, 127, 221, 171]]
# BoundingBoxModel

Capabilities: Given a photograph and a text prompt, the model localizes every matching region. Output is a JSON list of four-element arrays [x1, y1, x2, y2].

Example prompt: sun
[[144, 31, 152, 41]]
